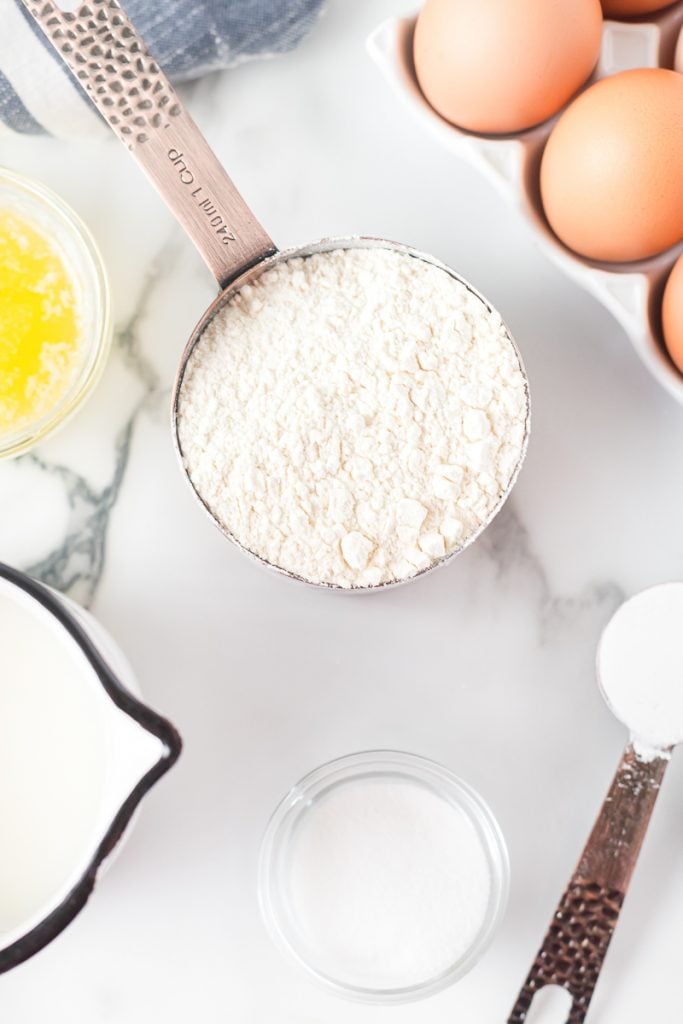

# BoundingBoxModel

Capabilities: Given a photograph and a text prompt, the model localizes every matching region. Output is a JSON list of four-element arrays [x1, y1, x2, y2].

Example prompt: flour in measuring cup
[[177, 248, 528, 587]]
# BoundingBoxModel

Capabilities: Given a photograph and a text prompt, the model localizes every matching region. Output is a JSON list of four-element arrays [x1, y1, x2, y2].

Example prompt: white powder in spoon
[[177, 247, 528, 587], [598, 583, 683, 759], [284, 777, 492, 990]]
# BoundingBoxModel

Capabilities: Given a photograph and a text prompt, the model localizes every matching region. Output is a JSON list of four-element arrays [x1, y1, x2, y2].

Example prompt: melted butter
[[0, 208, 81, 437]]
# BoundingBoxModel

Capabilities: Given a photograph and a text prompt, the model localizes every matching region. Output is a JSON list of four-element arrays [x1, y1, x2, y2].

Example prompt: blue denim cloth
[[1, 0, 324, 135]]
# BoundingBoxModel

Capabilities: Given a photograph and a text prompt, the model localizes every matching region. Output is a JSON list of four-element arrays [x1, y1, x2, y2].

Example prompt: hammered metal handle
[[509, 744, 669, 1023], [21, 0, 275, 287]]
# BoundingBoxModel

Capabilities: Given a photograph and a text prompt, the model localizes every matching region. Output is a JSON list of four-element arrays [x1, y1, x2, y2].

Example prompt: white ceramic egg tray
[[368, 8, 683, 405]]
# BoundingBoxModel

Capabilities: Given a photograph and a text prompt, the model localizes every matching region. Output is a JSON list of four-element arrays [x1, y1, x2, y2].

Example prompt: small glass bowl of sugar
[[258, 750, 509, 1003]]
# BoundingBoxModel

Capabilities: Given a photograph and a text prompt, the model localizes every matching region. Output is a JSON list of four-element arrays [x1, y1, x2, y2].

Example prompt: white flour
[[177, 247, 528, 587], [285, 776, 492, 989], [598, 583, 683, 758]]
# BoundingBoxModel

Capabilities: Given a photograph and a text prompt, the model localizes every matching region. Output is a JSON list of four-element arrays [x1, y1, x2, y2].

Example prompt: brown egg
[[413, 0, 603, 134], [601, 0, 678, 16], [540, 69, 683, 262], [663, 254, 683, 374]]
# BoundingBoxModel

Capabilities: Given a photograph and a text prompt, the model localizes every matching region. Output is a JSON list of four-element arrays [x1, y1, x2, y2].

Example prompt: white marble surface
[[2, 1, 683, 1019]]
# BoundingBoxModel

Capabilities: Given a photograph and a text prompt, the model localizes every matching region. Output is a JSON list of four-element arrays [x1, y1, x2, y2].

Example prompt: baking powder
[[177, 247, 528, 587], [598, 582, 683, 758]]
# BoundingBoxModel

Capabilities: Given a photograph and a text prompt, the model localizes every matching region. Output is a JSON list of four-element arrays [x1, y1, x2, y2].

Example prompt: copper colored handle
[[509, 744, 669, 1024], [22, 0, 276, 287]]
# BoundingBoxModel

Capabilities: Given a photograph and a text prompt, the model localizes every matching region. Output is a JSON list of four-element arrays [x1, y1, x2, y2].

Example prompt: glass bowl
[[0, 167, 112, 458], [258, 750, 510, 1004]]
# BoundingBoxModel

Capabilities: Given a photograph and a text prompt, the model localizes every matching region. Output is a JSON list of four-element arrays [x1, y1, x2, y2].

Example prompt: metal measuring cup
[[23, 0, 530, 590]]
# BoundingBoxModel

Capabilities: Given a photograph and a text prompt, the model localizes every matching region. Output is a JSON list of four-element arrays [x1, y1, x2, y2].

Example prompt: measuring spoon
[[21, 0, 529, 590], [509, 582, 683, 1023]]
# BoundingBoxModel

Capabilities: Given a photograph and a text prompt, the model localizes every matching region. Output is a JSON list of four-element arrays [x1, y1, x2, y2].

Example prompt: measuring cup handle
[[508, 744, 669, 1024], [21, 0, 276, 288]]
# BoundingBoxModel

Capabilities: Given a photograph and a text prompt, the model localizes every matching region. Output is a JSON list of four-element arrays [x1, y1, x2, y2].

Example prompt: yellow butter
[[0, 209, 81, 437]]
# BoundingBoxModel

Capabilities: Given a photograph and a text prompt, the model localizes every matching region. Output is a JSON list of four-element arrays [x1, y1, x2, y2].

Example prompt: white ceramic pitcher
[[0, 563, 181, 973]]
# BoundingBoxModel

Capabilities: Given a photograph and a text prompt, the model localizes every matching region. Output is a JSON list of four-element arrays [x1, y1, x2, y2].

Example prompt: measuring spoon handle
[[21, 0, 276, 288], [508, 743, 669, 1024]]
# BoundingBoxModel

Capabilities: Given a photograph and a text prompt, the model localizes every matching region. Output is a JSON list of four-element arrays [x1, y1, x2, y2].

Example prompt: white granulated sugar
[[177, 248, 528, 587], [598, 583, 683, 758], [286, 778, 492, 989]]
